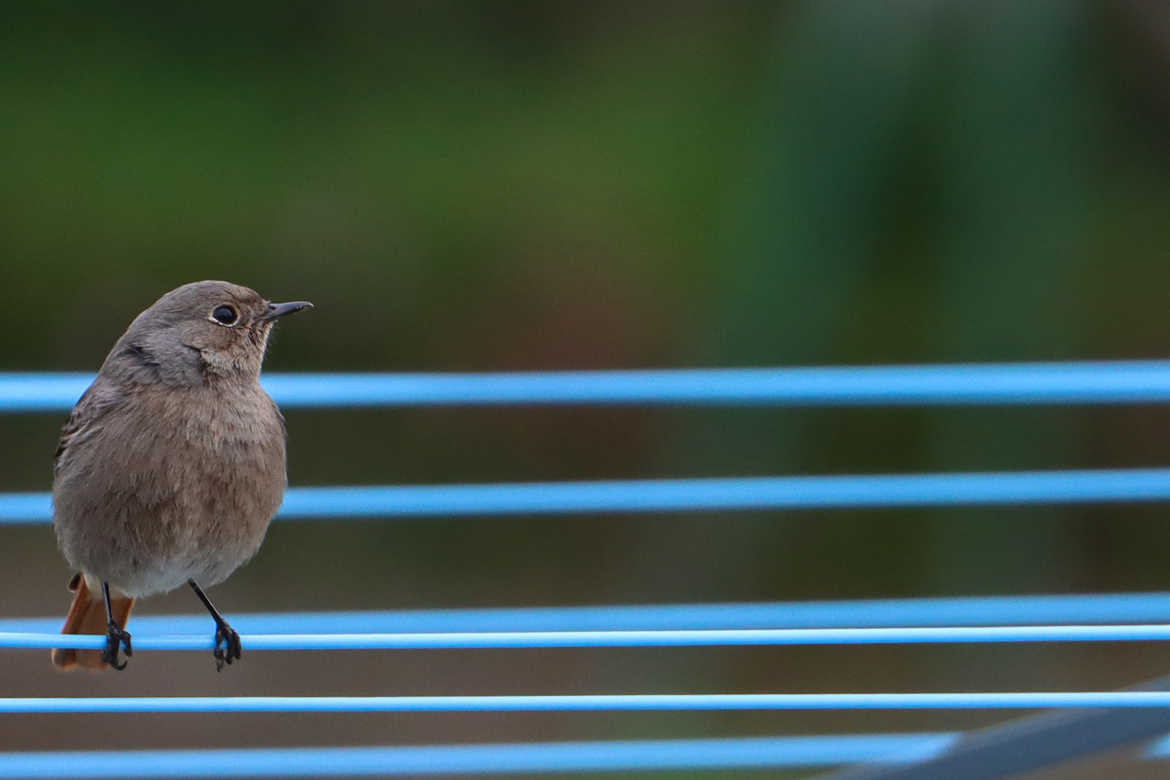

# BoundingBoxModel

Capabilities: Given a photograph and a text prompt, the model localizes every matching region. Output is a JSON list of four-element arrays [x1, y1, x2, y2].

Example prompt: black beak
[[260, 300, 314, 321]]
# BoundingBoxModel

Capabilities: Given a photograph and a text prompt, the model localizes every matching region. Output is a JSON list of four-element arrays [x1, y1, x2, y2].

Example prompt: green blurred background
[[4, 1, 1170, 775]]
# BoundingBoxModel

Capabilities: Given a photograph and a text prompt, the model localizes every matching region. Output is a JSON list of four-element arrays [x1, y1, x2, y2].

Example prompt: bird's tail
[[50, 573, 133, 671]]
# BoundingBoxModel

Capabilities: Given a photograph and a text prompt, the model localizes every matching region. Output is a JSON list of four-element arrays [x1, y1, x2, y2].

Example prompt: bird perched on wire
[[50, 280, 312, 671]]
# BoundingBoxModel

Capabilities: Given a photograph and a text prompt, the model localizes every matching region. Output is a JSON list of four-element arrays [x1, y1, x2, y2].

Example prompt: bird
[[50, 280, 312, 671]]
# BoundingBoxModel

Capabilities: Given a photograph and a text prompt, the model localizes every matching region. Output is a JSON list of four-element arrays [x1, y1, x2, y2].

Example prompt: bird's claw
[[213, 621, 242, 672], [102, 621, 132, 671]]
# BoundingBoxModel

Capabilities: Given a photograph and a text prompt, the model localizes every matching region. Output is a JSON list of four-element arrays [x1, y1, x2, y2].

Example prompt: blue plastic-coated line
[[0, 494, 50, 524], [14, 624, 1170, 652], [6, 468, 1170, 525], [275, 470, 1170, 517], [0, 735, 961, 778], [4, 693, 1170, 713], [7, 361, 1170, 412], [7, 592, 1169, 635]]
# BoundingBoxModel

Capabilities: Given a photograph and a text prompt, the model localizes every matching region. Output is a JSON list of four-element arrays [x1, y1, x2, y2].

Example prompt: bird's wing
[[53, 380, 121, 478]]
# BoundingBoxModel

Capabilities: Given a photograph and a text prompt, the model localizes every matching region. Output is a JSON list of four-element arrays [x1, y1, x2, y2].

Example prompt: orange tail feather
[[51, 573, 134, 671]]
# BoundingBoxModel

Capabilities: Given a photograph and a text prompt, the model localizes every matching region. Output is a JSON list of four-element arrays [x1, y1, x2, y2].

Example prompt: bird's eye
[[211, 305, 239, 325]]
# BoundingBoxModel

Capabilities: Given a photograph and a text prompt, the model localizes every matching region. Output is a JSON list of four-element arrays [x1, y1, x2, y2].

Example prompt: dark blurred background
[[4, 1, 1170, 776]]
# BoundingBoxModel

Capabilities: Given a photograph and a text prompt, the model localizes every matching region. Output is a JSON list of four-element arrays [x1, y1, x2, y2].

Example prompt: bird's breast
[[167, 384, 288, 521], [53, 381, 288, 595]]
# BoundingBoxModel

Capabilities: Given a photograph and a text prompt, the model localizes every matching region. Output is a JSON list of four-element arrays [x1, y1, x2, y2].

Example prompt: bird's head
[[107, 280, 312, 386]]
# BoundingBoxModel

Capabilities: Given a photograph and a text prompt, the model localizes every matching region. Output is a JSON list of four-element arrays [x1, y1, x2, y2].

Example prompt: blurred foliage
[[0, 1, 779, 372], [6, 1, 1170, 769]]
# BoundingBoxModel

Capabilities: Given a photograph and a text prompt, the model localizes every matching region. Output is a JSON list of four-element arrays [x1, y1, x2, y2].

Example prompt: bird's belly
[[55, 404, 286, 598], [113, 460, 282, 596], [113, 504, 272, 596]]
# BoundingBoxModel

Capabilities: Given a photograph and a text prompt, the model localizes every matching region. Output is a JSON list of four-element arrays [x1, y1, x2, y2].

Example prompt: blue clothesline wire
[[0, 735, 961, 778], [12, 624, 1170, 651], [8, 592, 1170, 635], [5, 468, 1170, 524], [6, 360, 1170, 412], [8, 693, 1170, 713], [9, 363, 1170, 776]]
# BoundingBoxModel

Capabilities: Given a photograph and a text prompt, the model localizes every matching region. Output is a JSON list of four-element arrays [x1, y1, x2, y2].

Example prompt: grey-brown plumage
[[50, 280, 311, 671]]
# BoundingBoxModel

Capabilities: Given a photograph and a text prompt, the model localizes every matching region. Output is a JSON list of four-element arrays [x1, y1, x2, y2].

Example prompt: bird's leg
[[100, 582, 132, 671], [188, 579, 241, 671]]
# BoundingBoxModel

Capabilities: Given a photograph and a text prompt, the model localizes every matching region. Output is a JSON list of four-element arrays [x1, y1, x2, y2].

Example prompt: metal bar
[[0, 735, 960, 777], [5, 693, 1170, 713], [7, 360, 1170, 412], [11, 624, 1170, 651], [6, 468, 1170, 524]]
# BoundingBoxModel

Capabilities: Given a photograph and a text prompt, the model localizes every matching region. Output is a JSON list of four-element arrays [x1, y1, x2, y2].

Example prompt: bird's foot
[[213, 620, 242, 672], [102, 621, 132, 671]]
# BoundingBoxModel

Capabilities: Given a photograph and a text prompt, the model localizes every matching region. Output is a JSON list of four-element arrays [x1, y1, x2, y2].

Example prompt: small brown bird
[[50, 281, 311, 671]]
